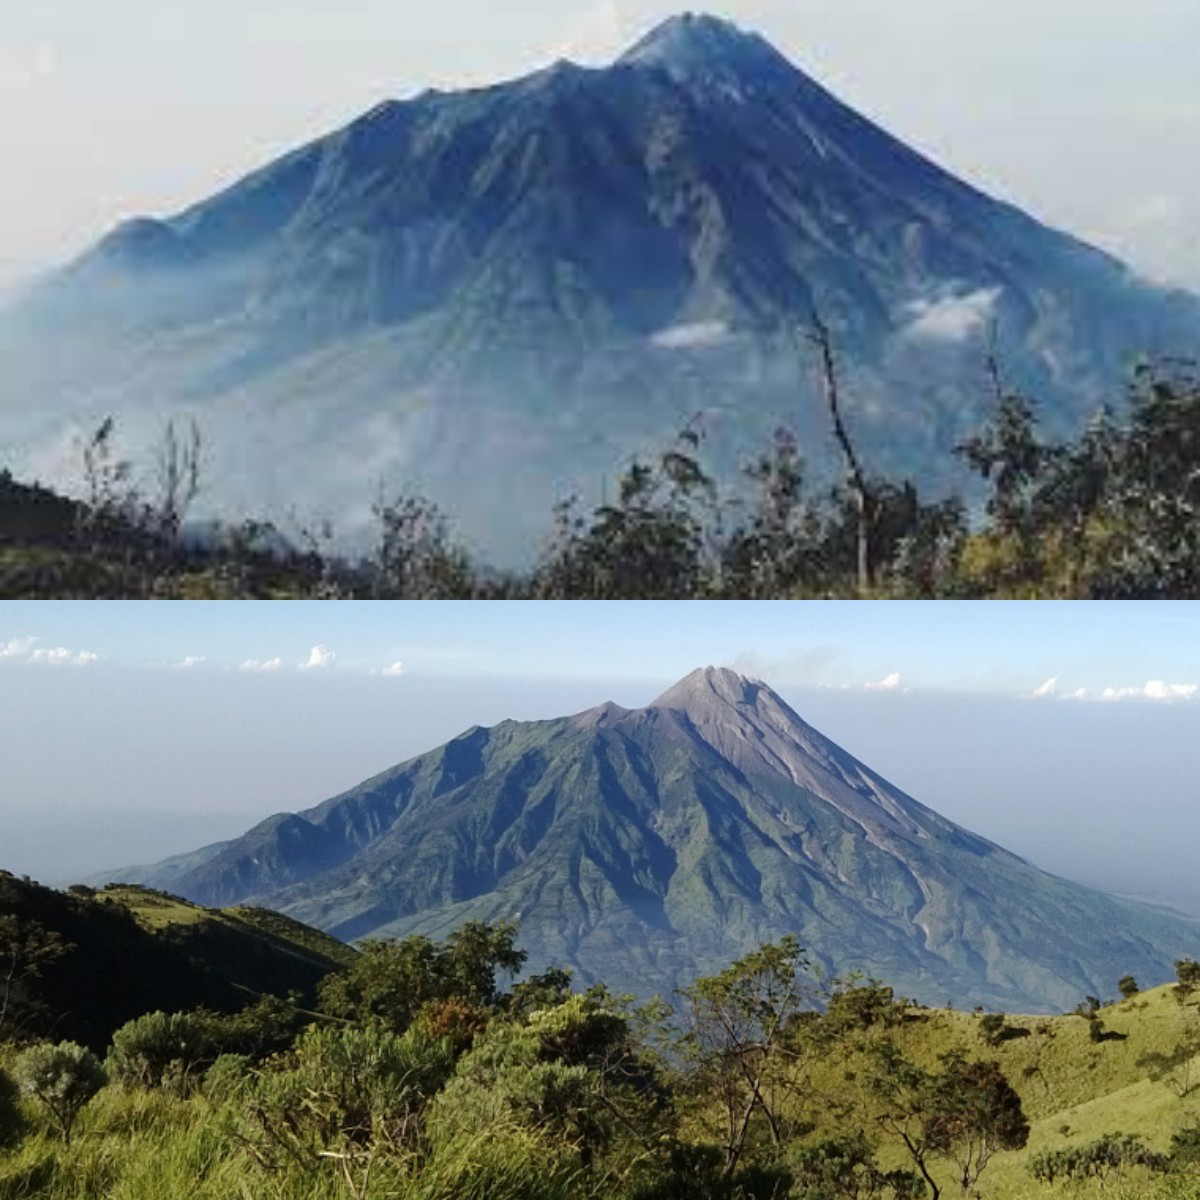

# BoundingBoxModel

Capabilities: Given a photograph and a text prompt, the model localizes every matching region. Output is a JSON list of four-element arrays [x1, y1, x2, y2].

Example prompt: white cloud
[[176, 656, 206, 669], [865, 671, 902, 692], [1037, 679, 1200, 704], [373, 661, 406, 678], [1100, 680, 1198, 703], [0, 636, 37, 660], [901, 287, 1002, 344], [238, 657, 284, 673], [28, 647, 98, 667], [650, 320, 732, 351], [299, 645, 336, 671]]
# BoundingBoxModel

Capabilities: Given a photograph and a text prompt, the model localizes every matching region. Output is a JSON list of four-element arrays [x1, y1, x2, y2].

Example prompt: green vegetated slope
[[0, 872, 354, 1049], [114, 668, 1200, 1013], [2, 916, 1200, 1200], [819, 983, 1200, 1198]]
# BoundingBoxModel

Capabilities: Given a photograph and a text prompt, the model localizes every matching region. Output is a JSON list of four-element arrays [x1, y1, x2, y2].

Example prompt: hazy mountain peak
[[617, 12, 785, 78], [649, 665, 762, 711]]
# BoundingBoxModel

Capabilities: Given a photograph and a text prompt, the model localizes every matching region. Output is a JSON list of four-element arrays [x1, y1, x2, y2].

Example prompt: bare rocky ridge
[[103, 667, 1200, 1012]]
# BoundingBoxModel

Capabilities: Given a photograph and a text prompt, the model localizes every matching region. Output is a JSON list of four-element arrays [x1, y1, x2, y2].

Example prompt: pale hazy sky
[[1, 0, 1199, 294], [3, 600, 1200, 917]]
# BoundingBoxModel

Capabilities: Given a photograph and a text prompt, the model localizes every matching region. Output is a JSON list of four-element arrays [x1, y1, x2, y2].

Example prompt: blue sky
[[2, 0, 1199, 293], [3, 601, 1200, 913], [2, 600, 1198, 699]]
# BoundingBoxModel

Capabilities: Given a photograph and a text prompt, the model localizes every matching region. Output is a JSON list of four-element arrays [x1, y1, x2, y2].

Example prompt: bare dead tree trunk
[[804, 310, 874, 594], [155, 417, 202, 539]]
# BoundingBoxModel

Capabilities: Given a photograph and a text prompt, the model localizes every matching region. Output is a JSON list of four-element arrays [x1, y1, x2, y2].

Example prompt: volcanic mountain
[[106, 667, 1200, 1011], [3, 14, 1197, 558]]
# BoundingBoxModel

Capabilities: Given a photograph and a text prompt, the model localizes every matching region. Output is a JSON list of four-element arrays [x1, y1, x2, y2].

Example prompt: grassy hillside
[[0, 873, 354, 1050], [808, 983, 1200, 1198], [2, 906, 1199, 1199]]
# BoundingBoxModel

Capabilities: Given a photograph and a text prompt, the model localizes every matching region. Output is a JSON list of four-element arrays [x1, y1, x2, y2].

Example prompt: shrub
[[201, 1052, 253, 1103], [14, 1040, 106, 1146], [240, 1022, 457, 1173], [789, 1133, 923, 1199], [978, 1012, 1007, 1046], [1029, 1133, 1169, 1183], [107, 1009, 216, 1091]]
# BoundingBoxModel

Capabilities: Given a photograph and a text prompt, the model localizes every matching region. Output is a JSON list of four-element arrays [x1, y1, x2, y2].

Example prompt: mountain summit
[[617, 13, 789, 78], [2, 15, 1196, 558], [105, 670, 1200, 1011]]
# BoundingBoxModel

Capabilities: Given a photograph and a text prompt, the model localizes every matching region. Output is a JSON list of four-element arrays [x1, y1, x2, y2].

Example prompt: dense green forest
[[1, 357, 1198, 598], [3, 872, 1200, 1198]]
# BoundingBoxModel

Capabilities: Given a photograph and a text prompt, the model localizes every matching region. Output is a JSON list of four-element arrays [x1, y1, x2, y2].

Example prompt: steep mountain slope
[[0, 872, 355, 1050], [106, 668, 1200, 1012], [2, 14, 1196, 559]]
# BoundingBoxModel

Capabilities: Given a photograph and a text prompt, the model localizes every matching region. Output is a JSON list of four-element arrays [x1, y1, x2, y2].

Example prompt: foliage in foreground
[[4, 914, 1200, 1200], [2, 358, 1199, 598]]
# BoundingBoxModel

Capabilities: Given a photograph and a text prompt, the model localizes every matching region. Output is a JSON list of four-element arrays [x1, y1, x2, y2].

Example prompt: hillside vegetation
[[3, 898, 1200, 1200], [1, 356, 1198, 598], [0, 873, 355, 1050]]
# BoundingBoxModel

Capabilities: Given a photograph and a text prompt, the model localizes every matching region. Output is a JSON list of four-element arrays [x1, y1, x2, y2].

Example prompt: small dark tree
[[680, 936, 818, 1176], [930, 1053, 1029, 1195], [1176, 959, 1200, 1001], [1118, 975, 1139, 1000], [721, 428, 823, 598], [0, 914, 69, 1042], [871, 1045, 1028, 1198], [536, 427, 719, 599], [958, 347, 1059, 538], [15, 1040, 106, 1146]]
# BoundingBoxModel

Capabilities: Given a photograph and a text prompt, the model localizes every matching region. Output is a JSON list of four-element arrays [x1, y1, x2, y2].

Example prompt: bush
[[1029, 1133, 1169, 1183], [790, 1133, 923, 1199], [240, 1022, 457, 1173], [14, 1040, 106, 1146], [201, 1052, 252, 1104], [107, 1009, 216, 1091]]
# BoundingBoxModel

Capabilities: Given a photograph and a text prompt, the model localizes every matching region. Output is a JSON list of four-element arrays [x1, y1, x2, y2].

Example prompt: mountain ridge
[[2, 15, 1196, 559], [99, 668, 1200, 1012]]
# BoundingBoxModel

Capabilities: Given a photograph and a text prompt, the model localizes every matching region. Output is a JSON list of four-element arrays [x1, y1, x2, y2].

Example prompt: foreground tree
[[869, 1044, 1028, 1198], [15, 1040, 106, 1146], [535, 428, 719, 599], [679, 936, 818, 1176]]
